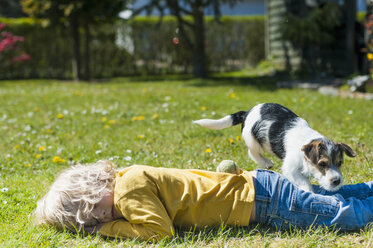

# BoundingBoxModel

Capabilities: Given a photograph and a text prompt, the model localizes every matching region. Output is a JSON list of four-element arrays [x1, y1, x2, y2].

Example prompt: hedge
[[0, 16, 265, 79]]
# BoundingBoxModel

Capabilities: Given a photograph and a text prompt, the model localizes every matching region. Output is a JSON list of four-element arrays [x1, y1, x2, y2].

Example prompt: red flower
[[0, 23, 6, 31], [172, 37, 179, 45], [0, 32, 26, 52], [11, 53, 31, 64]]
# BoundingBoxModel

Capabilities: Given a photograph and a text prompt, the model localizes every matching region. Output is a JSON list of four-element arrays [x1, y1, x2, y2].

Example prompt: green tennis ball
[[216, 160, 239, 174]]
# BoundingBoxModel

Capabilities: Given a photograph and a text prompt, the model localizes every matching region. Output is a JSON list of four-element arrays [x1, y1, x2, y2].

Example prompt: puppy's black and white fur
[[193, 103, 356, 192]]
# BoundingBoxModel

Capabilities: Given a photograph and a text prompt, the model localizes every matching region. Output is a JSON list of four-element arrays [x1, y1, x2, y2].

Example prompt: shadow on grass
[[188, 75, 282, 91], [111, 73, 286, 92], [0, 73, 287, 92], [168, 223, 355, 244], [72, 223, 361, 246]]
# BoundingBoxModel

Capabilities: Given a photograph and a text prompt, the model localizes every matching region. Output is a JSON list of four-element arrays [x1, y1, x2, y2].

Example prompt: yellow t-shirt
[[99, 165, 255, 241]]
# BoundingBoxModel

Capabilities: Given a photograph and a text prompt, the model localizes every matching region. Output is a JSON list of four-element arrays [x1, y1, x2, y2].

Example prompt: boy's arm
[[98, 218, 173, 241], [96, 183, 175, 241]]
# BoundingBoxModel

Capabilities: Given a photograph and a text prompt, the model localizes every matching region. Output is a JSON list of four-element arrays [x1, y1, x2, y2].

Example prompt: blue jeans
[[254, 169, 373, 231]]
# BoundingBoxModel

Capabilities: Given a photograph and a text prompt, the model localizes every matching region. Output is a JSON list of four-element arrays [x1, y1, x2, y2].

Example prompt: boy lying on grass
[[34, 160, 373, 241]]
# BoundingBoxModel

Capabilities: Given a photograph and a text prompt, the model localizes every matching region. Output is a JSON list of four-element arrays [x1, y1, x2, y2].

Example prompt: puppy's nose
[[332, 178, 341, 186]]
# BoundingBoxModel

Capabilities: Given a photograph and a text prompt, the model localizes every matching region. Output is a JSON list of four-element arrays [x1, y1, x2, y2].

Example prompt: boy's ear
[[301, 141, 319, 164], [338, 143, 356, 158]]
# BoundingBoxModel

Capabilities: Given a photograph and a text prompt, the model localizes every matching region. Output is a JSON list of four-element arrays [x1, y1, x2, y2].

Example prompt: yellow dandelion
[[57, 114, 64, 119], [53, 156, 65, 163], [345, 117, 350, 121], [228, 138, 234, 144], [236, 136, 242, 141], [47, 129, 52, 133], [300, 97, 305, 103], [74, 90, 84, 96], [142, 88, 148, 93], [53, 156, 61, 163], [13, 145, 20, 150], [230, 93, 236, 98], [132, 116, 145, 121], [101, 117, 107, 122], [205, 148, 212, 153], [36, 154, 42, 159], [152, 113, 159, 119], [137, 134, 145, 139], [367, 53, 373, 61], [201, 106, 206, 111], [39, 146, 46, 152], [34, 107, 40, 112], [108, 120, 116, 124], [104, 125, 110, 129], [25, 163, 32, 167]]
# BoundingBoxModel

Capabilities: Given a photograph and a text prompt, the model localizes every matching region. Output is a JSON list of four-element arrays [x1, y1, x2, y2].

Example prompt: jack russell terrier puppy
[[193, 103, 356, 192]]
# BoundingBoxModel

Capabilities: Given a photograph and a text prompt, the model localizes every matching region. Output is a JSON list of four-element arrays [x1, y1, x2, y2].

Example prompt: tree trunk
[[193, 4, 207, 78], [71, 17, 82, 81], [365, 1, 373, 74], [83, 22, 91, 81], [345, 0, 356, 75]]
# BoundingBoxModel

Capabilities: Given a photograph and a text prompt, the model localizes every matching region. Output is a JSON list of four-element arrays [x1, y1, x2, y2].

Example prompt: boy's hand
[[83, 223, 103, 235]]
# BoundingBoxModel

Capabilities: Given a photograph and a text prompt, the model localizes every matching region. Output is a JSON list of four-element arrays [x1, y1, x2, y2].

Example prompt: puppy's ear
[[302, 141, 319, 164], [338, 143, 356, 157]]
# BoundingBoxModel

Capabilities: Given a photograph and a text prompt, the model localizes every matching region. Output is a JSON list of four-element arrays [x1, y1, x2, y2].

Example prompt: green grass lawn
[[0, 77, 372, 247]]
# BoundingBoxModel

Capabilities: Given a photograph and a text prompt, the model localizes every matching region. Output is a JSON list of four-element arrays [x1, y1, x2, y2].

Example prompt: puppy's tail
[[193, 111, 247, 130]]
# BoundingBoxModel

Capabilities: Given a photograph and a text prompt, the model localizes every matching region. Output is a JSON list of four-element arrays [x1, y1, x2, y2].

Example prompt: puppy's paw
[[264, 160, 274, 169]]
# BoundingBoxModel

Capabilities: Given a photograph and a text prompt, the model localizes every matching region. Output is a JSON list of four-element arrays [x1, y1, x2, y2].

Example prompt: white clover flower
[[1, 188, 9, 193], [348, 110, 353, 115], [3, 201, 7, 204], [126, 149, 132, 153], [109, 156, 120, 161], [95, 150, 102, 154], [124, 156, 132, 161]]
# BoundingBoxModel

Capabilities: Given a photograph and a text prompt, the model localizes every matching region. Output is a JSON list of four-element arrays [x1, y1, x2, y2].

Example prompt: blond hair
[[33, 160, 116, 232]]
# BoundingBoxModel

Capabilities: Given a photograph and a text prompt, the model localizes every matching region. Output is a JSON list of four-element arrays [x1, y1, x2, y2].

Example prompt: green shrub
[[0, 16, 265, 79]]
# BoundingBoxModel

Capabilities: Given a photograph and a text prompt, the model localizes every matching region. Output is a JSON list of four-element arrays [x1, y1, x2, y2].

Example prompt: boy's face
[[91, 191, 122, 224]]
